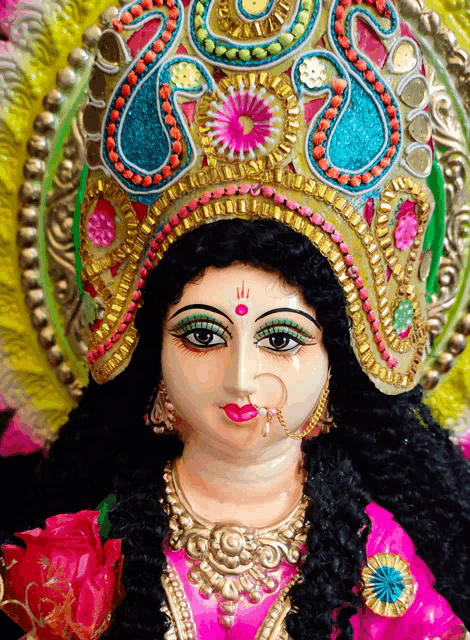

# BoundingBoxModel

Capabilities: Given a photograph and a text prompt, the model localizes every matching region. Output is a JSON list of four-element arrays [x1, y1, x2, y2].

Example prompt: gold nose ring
[[247, 373, 288, 437]]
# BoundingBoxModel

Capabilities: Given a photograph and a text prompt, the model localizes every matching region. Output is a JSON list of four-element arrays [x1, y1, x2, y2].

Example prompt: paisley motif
[[293, 0, 402, 194], [91, 1, 214, 200]]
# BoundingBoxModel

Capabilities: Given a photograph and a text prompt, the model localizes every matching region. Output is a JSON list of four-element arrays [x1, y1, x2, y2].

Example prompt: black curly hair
[[4, 218, 470, 639]]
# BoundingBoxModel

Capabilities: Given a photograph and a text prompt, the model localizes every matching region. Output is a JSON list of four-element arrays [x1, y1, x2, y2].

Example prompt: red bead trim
[[314, 0, 399, 188], [87, 185, 397, 370], [108, 0, 181, 188]]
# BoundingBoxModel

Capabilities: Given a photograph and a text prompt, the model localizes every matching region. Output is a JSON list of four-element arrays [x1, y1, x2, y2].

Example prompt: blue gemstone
[[370, 566, 405, 604]]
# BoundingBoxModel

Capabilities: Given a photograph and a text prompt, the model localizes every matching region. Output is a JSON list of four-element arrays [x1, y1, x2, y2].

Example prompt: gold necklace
[[163, 462, 308, 628]]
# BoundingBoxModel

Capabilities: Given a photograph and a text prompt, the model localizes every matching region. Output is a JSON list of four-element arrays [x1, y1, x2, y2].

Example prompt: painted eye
[[258, 333, 301, 352], [184, 329, 226, 348]]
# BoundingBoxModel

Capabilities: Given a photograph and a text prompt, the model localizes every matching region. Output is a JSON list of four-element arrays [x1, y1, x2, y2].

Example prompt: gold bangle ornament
[[248, 373, 288, 438], [277, 372, 331, 440]]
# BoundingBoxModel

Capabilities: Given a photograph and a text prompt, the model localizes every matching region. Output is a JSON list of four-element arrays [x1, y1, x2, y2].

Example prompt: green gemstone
[[226, 48, 238, 59], [252, 47, 267, 59], [292, 23, 305, 38], [298, 10, 310, 25], [239, 48, 251, 61], [194, 15, 203, 28], [267, 42, 282, 55], [196, 28, 208, 42], [195, 2, 205, 14], [204, 38, 215, 53], [215, 45, 227, 57], [279, 33, 294, 48]]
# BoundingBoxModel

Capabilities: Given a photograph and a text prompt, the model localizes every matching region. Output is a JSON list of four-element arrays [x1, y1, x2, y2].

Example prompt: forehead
[[176, 263, 306, 307]]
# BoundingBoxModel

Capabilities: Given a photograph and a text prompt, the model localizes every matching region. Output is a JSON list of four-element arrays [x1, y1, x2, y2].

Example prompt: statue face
[[161, 263, 329, 452]]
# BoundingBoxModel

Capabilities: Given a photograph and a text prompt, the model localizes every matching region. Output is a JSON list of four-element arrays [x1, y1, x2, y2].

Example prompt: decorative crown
[[80, 0, 438, 393]]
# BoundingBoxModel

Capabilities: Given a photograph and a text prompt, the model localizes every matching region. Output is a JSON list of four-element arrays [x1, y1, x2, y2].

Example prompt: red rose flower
[[1, 511, 124, 640]]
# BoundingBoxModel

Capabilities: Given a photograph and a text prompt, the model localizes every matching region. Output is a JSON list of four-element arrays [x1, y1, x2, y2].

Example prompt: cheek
[[161, 337, 224, 398]]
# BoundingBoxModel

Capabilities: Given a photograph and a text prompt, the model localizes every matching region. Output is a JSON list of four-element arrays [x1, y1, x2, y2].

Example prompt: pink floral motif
[[87, 199, 116, 247], [394, 201, 418, 250], [207, 86, 278, 160]]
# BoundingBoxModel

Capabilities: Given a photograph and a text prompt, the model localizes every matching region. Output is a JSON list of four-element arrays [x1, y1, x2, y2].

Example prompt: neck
[[175, 432, 304, 528]]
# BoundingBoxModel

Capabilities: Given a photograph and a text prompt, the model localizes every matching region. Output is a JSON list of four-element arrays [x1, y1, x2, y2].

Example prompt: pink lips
[[221, 404, 259, 422]]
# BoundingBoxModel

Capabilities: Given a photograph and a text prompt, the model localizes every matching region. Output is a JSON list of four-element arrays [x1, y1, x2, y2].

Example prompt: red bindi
[[235, 304, 248, 316]]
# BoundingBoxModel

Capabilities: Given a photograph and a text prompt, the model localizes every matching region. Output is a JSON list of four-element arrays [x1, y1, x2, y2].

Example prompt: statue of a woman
[[1, 0, 470, 636]]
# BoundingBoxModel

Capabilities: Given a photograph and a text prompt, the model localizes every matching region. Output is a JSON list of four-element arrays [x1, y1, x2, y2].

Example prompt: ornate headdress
[[80, 0, 439, 394]]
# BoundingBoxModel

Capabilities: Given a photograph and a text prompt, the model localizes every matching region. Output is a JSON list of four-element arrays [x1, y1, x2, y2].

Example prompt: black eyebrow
[[255, 307, 321, 330], [168, 304, 234, 324]]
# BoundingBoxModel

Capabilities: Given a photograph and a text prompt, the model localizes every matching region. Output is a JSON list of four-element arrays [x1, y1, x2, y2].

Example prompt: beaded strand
[[86, 183, 397, 370]]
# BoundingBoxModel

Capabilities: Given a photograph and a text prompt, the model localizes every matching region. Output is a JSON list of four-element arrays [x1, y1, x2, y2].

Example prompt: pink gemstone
[[150, 240, 158, 250], [128, 302, 137, 312], [119, 323, 127, 333], [367, 311, 376, 323], [382, 350, 390, 360], [339, 243, 349, 255], [250, 185, 262, 196], [347, 266, 359, 278], [179, 207, 189, 218], [322, 221, 334, 233], [371, 320, 379, 332], [239, 184, 251, 194], [163, 223, 172, 234], [286, 200, 299, 210], [354, 278, 364, 289], [97, 344, 105, 355], [225, 184, 238, 196], [274, 193, 286, 205], [199, 192, 211, 205], [344, 254, 354, 266], [331, 231, 342, 243], [124, 312, 133, 323], [235, 304, 248, 316], [298, 206, 312, 217], [213, 187, 225, 198], [312, 214, 324, 226], [188, 199, 199, 211], [364, 197, 374, 226], [156, 232, 164, 242], [362, 300, 371, 312], [140, 267, 148, 277], [387, 356, 397, 369], [262, 186, 274, 198], [170, 215, 179, 227], [377, 341, 386, 352], [358, 287, 368, 300], [374, 331, 382, 343]]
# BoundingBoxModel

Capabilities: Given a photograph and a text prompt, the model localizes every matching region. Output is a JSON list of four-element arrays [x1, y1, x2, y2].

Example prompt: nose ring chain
[[248, 371, 331, 439]]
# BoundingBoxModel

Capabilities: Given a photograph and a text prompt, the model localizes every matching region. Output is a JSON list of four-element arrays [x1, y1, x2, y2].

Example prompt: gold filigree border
[[86, 169, 428, 390]]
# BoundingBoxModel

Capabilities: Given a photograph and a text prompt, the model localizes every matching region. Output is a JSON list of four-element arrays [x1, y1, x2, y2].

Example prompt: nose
[[223, 339, 258, 399]]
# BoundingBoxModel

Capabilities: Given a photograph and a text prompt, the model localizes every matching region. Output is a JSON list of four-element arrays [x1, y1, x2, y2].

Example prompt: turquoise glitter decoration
[[369, 565, 405, 604]]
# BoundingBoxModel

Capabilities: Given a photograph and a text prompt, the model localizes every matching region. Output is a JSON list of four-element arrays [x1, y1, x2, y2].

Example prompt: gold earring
[[146, 380, 176, 434], [277, 372, 331, 440]]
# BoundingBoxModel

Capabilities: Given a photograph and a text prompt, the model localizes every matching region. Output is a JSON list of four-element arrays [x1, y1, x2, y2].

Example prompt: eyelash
[[169, 318, 316, 356]]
